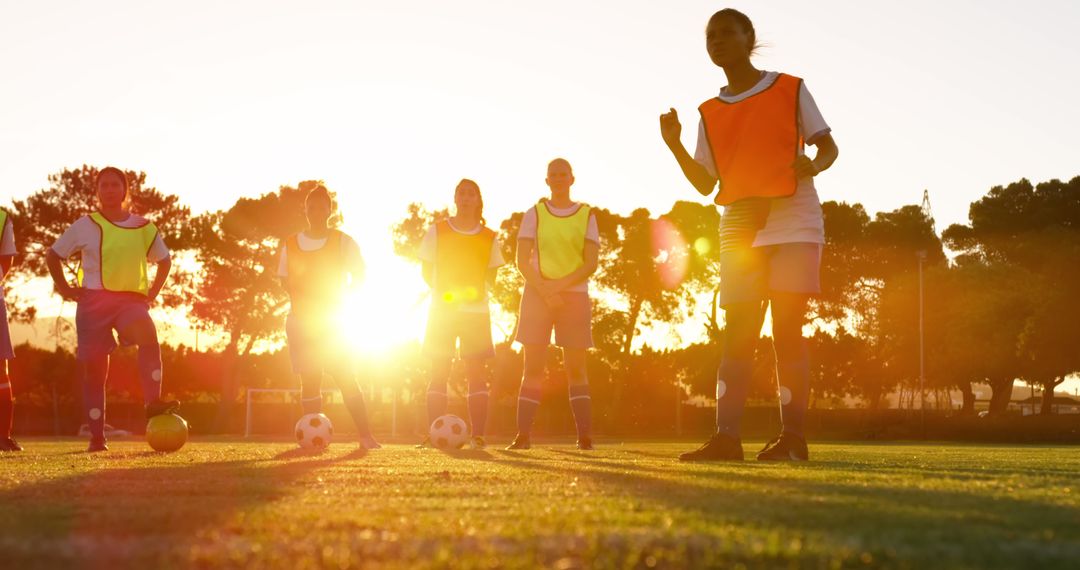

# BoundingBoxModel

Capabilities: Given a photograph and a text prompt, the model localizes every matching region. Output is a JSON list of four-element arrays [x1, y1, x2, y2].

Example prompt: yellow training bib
[[535, 200, 591, 280], [82, 212, 159, 296]]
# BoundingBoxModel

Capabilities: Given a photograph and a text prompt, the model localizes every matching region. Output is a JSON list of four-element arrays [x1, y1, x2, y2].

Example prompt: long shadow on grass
[[796, 460, 1080, 482], [488, 450, 1080, 569], [0, 445, 364, 569], [439, 448, 494, 460], [616, 448, 684, 459], [539, 448, 692, 476], [601, 443, 1080, 480]]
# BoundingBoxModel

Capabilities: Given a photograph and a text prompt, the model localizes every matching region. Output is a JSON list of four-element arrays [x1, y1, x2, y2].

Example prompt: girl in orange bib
[[278, 186, 379, 450], [416, 179, 504, 449], [660, 8, 839, 462]]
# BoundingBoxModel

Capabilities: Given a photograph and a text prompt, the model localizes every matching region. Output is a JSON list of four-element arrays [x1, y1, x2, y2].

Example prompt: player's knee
[[464, 358, 487, 378], [427, 378, 449, 394], [429, 359, 452, 380], [566, 365, 588, 385], [519, 373, 544, 392], [299, 374, 323, 395], [138, 340, 162, 359], [561, 350, 587, 379], [722, 327, 758, 358], [129, 317, 159, 346], [523, 359, 545, 378], [772, 332, 807, 362], [468, 377, 489, 394]]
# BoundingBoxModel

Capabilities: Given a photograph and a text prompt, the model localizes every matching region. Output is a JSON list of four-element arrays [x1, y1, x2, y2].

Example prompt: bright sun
[[334, 236, 429, 356]]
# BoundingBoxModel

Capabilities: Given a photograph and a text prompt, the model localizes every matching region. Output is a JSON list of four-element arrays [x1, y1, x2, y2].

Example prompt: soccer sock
[[715, 301, 766, 438], [300, 373, 323, 414], [426, 384, 448, 426], [568, 384, 592, 438], [467, 378, 489, 437], [301, 396, 322, 415], [775, 339, 810, 438], [82, 361, 108, 441], [343, 394, 372, 438], [714, 357, 754, 438], [515, 385, 542, 437], [0, 379, 13, 439], [136, 341, 163, 405]]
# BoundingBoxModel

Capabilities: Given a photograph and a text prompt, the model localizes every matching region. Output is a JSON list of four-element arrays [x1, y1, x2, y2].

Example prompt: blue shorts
[[75, 290, 154, 361], [719, 243, 822, 306]]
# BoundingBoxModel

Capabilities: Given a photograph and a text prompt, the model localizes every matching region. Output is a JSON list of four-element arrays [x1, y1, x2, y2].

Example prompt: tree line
[[3, 166, 1078, 434]]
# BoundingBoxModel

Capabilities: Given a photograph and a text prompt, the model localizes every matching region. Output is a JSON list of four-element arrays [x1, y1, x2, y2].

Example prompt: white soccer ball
[[429, 414, 469, 449], [295, 413, 334, 449]]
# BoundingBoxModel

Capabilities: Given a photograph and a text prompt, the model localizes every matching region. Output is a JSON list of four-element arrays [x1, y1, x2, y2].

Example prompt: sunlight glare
[[651, 218, 689, 290], [335, 244, 429, 357]]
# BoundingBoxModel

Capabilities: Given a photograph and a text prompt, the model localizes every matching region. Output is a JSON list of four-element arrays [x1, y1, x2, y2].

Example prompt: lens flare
[[693, 237, 712, 256], [651, 218, 689, 290]]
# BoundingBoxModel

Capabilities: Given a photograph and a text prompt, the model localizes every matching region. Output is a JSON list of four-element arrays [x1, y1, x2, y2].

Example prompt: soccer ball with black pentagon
[[429, 414, 469, 449], [295, 413, 333, 449]]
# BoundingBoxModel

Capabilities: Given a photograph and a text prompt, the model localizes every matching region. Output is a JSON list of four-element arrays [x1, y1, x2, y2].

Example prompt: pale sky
[[2, 1, 1079, 381], [4, 1, 1078, 230]]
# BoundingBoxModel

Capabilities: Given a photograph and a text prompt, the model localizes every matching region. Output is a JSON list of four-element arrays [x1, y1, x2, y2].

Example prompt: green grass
[[1, 439, 1077, 569]]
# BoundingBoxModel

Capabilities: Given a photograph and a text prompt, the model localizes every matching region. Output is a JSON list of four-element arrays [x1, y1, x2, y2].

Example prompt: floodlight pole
[[917, 250, 927, 438]]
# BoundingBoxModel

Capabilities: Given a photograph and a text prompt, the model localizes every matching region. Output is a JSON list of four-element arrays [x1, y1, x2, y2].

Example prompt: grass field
[[1, 438, 1078, 569]]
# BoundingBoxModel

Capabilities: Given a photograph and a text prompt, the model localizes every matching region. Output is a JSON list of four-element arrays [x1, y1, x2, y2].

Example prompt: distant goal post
[[244, 388, 341, 438]]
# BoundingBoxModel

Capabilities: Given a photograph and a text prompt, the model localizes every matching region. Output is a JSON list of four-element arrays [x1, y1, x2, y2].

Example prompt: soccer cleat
[[678, 433, 744, 462], [87, 438, 109, 453], [576, 436, 594, 450], [756, 432, 809, 461], [505, 434, 531, 450], [0, 437, 23, 452], [469, 436, 487, 450], [415, 436, 432, 449], [145, 398, 181, 419], [360, 435, 381, 450]]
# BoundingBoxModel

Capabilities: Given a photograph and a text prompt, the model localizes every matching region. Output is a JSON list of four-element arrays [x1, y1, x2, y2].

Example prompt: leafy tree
[[490, 212, 525, 322], [944, 176, 1080, 414], [919, 265, 982, 414], [807, 327, 864, 407], [1019, 277, 1080, 414], [882, 205, 944, 391], [390, 202, 448, 262], [596, 202, 720, 360], [816, 201, 873, 325], [944, 177, 1080, 267]]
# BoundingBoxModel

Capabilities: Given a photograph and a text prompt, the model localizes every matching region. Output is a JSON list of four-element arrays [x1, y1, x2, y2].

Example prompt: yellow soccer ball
[[146, 413, 189, 452]]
